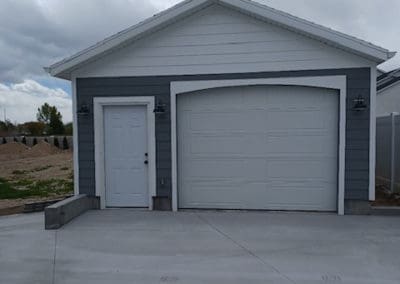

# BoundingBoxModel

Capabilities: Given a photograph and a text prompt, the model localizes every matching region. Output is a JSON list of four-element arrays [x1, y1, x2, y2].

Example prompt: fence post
[[390, 112, 398, 192]]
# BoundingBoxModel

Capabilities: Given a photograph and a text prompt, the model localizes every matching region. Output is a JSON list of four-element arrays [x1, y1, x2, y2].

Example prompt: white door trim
[[171, 76, 347, 215], [71, 76, 79, 196], [94, 96, 156, 210], [369, 67, 377, 201]]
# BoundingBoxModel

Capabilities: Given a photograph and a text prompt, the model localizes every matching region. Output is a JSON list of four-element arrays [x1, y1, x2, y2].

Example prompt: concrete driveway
[[0, 210, 399, 284]]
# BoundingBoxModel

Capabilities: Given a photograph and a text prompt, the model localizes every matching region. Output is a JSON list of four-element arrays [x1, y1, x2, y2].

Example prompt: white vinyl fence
[[376, 113, 400, 192]]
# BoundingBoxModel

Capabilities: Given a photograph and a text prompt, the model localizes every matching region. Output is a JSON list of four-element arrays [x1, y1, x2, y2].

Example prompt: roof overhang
[[45, 0, 396, 80]]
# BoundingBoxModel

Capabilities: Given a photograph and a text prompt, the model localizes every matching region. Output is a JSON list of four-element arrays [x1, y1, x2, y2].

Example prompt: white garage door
[[177, 85, 339, 211]]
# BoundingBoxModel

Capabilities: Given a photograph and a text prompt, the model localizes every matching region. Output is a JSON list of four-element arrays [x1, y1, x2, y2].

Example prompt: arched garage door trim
[[171, 76, 347, 215]]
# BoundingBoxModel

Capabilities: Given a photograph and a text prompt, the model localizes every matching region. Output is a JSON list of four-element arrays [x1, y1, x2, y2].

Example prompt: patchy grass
[[0, 178, 73, 199], [12, 170, 28, 175], [32, 165, 52, 172], [11, 165, 52, 176]]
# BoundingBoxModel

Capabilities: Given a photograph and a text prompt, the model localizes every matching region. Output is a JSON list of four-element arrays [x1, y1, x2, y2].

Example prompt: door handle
[[144, 160, 149, 165]]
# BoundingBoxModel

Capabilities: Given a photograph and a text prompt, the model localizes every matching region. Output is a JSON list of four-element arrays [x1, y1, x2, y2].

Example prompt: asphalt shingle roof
[[377, 68, 400, 91]]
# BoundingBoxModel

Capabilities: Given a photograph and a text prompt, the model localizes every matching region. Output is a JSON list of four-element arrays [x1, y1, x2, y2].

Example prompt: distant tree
[[64, 122, 73, 136], [37, 103, 53, 124], [37, 103, 65, 135], [16, 123, 26, 135], [54, 137, 60, 148], [62, 137, 69, 150], [0, 120, 16, 136], [49, 113, 65, 135], [24, 122, 46, 136]]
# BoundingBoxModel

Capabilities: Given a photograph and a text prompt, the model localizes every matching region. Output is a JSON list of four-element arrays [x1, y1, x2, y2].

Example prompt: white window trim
[[93, 96, 156, 210], [171, 76, 347, 215]]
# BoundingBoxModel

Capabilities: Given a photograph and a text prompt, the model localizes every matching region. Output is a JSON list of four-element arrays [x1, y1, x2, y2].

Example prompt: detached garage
[[46, 0, 395, 215]]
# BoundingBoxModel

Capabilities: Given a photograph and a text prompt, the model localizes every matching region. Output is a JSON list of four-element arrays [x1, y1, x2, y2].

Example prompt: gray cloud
[[0, 0, 157, 83], [0, 0, 398, 84], [259, 0, 400, 70]]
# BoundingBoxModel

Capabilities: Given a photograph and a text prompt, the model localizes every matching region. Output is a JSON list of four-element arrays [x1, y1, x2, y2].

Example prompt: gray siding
[[77, 67, 371, 201]]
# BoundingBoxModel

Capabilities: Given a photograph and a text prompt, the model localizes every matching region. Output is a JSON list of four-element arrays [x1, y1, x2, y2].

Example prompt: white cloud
[[0, 80, 72, 123]]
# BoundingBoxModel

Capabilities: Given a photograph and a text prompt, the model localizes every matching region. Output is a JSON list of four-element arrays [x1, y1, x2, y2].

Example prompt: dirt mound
[[0, 142, 29, 156], [28, 141, 62, 157]]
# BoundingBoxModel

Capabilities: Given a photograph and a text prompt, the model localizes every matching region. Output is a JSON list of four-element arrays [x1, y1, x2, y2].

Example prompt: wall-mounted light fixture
[[352, 96, 368, 112], [153, 100, 166, 114], [77, 104, 90, 116]]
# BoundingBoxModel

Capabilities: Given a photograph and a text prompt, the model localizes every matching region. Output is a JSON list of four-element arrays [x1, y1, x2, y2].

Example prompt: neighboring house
[[377, 68, 400, 117], [45, 0, 395, 215], [377, 69, 386, 77]]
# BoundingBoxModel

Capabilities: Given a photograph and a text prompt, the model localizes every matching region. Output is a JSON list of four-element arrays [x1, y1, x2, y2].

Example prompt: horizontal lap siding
[[77, 67, 371, 200], [75, 5, 371, 78]]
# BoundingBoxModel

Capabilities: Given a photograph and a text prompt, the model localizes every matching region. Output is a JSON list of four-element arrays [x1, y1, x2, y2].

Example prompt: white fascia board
[[220, 0, 395, 63]]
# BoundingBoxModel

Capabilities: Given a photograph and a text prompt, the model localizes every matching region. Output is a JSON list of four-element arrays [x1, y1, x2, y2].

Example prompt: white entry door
[[177, 85, 339, 211], [104, 105, 149, 207]]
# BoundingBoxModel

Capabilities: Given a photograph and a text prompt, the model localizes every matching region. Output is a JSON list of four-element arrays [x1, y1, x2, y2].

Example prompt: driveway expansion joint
[[52, 231, 58, 284], [195, 213, 297, 284]]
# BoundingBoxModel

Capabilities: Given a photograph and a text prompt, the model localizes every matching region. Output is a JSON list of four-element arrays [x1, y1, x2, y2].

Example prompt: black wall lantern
[[154, 100, 166, 114], [352, 96, 368, 112], [77, 104, 90, 116]]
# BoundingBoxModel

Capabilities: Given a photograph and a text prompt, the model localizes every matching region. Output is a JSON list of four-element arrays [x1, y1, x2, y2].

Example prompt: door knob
[[144, 160, 149, 165]]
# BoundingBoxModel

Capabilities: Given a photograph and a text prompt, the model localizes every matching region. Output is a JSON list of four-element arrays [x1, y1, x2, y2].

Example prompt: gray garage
[[45, 0, 395, 214]]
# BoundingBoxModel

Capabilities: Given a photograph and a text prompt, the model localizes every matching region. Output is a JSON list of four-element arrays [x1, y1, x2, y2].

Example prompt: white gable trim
[[45, 0, 394, 80], [220, 0, 394, 62]]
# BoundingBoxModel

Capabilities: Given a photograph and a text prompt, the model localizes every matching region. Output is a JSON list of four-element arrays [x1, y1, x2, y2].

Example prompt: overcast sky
[[0, 0, 399, 123]]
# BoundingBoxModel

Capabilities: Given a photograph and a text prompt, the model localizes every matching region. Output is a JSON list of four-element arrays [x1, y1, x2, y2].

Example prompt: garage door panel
[[267, 110, 327, 130], [267, 133, 335, 154], [267, 159, 337, 181], [267, 87, 330, 105], [188, 133, 265, 155], [181, 182, 337, 210], [178, 85, 339, 211], [182, 159, 268, 180], [182, 157, 337, 181], [186, 132, 335, 156], [181, 88, 243, 110], [187, 111, 268, 132]]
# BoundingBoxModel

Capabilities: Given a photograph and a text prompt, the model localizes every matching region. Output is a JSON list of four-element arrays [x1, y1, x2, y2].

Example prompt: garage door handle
[[144, 160, 149, 165]]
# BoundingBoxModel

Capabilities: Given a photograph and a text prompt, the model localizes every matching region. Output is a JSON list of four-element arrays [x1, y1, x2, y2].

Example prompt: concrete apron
[[1, 210, 400, 284]]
